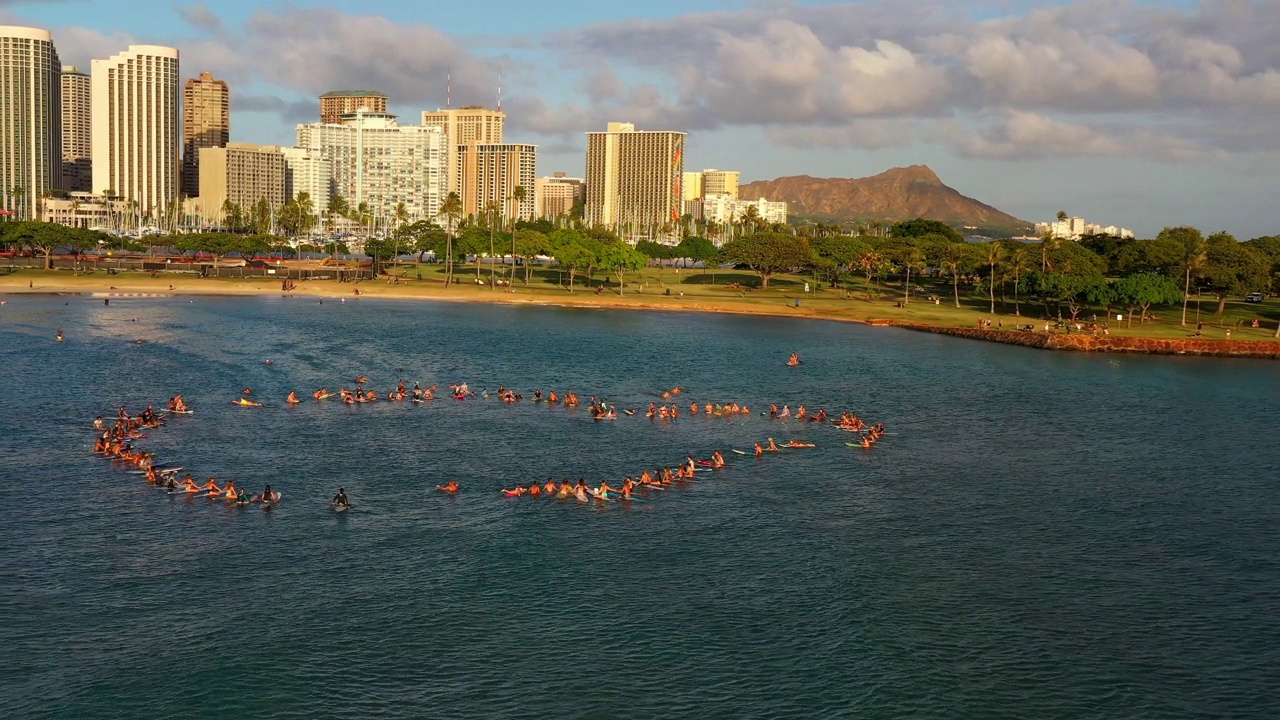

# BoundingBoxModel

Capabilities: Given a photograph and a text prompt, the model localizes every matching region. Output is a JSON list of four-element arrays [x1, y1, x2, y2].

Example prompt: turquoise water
[[3, 294, 1279, 718]]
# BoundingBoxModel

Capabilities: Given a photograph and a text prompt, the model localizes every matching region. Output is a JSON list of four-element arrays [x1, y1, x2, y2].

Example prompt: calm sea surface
[[2, 294, 1278, 718]]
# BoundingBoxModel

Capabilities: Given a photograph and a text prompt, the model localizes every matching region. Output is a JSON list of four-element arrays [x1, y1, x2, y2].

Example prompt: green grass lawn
[[381, 261, 1280, 341]]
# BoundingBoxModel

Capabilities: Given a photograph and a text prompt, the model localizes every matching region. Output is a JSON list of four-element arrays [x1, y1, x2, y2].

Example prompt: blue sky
[[5, 0, 1278, 238]]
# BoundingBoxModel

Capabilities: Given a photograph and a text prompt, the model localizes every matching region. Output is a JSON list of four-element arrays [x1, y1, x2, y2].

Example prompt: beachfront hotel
[[195, 142, 287, 223], [182, 71, 230, 199], [420, 106, 505, 198], [296, 112, 446, 223], [319, 90, 387, 125], [535, 172, 585, 218], [0, 26, 61, 220], [585, 122, 686, 228], [91, 44, 181, 218], [456, 143, 537, 222], [60, 65, 91, 192]]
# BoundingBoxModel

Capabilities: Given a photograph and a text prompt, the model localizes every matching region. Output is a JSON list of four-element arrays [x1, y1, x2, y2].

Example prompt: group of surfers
[[768, 404, 830, 423], [92, 405, 281, 506], [500, 457, 710, 501], [495, 434, 827, 502]]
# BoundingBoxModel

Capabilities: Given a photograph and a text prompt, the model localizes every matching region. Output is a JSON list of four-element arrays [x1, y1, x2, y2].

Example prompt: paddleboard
[[731, 449, 748, 455], [333, 504, 350, 512], [170, 410, 194, 414]]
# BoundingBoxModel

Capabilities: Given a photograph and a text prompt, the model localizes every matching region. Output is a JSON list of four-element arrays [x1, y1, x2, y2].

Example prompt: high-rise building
[[320, 91, 387, 124], [280, 147, 330, 215], [91, 45, 180, 218], [681, 171, 703, 204], [456, 143, 536, 221], [297, 112, 446, 223], [0, 26, 61, 219], [182, 71, 229, 199], [702, 169, 739, 200], [60, 65, 90, 192], [585, 122, 685, 228], [196, 143, 286, 224], [420, 106, 504, 197], [535, 172, 585, 218]]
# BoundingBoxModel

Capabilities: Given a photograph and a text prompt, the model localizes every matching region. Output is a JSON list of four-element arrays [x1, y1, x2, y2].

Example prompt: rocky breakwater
[[891, 323, 1280, 359]]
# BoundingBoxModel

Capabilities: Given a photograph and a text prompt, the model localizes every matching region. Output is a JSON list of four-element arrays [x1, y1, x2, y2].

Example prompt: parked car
[[1245, 292, 1263, 303]]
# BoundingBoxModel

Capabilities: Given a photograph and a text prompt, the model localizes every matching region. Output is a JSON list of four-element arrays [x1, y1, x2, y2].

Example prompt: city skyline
[[1, 1, 1278, 237]]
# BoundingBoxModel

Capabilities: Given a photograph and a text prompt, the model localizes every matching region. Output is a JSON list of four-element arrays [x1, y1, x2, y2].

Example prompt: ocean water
[[2, 294, 1278, 719]]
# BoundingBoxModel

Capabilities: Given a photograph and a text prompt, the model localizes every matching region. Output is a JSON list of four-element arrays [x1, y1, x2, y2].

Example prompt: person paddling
[[436, 480, 459, 493], [331, 488, 351, 509]]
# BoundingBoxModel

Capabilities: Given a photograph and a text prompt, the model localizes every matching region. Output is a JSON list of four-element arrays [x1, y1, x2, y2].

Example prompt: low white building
[[1035, 216, 1132, 240], [39, 192, 130, 230]]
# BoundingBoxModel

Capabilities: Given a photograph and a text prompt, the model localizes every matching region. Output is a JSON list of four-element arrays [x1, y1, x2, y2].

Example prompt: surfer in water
[[331, 488, 350, 509]]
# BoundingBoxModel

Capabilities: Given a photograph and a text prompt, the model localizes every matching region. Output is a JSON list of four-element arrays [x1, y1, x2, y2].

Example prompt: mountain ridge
[[738, 165, 1031, 234]]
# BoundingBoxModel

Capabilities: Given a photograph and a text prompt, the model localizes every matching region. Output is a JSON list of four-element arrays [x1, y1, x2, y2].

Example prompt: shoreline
[[4, 273, 1278, 359]]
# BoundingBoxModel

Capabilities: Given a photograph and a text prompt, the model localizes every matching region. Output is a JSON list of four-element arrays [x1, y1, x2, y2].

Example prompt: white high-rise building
[[91, 45, 180, 218], [280, 147, 331, 214], [60, 65, 90, 192], [0, 26, 61, 219], [297, 112, 446, 223]]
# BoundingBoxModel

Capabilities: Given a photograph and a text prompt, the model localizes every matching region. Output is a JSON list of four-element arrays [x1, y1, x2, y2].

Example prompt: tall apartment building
[[182, 71, 229, 198], [456, 143, 536, 221], [196, 143, 286, 223], [0, 26, 61, 219], [585, 122, 685, 228], [702, 169, 739, 199], [535, 172, 585, 218], [280, 147, 330, 213], [320, 91, 387, 124], [296, 112, 446, 223], [420, 106, 504, 197], [681, 171, 703, 205], [60, 65, 90, 192], [91, 45, 180, 218]]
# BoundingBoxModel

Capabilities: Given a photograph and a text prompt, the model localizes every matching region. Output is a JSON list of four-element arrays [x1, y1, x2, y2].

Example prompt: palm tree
[[437, 192, 462, 287], [1056, 210, 1068, 222], [985, 242, 1006, 314], [940, 243, 968, 308], [901, 248, 925, 305], [510, 186, 527, 284], [1040, 232, 1060, 272], [1007, 246, 1032, 316], [1177, 235, 1207, 326], [485, 200, 500, 290]]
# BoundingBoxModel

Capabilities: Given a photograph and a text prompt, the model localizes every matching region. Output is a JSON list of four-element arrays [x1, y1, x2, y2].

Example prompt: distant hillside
[[738, 165, 1032, 236]]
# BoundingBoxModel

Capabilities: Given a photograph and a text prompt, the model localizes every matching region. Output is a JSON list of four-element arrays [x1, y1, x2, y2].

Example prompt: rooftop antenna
[[497, 70, 502, 112], [447, 71, 452, 109]]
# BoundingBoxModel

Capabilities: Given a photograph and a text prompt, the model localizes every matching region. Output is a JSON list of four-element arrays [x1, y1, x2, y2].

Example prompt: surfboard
[[731, 449, 748, 455]]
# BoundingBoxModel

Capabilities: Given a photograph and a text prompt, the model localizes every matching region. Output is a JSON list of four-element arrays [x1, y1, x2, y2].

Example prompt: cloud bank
[[35, 1, 1280, 163]]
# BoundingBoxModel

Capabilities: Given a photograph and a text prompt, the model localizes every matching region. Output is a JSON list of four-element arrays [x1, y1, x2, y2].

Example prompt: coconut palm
[[485, 200, 500, 289], [985, 242, 1006, 314], [1006, 246, 1033, 316], [900, 247, 925, 305], [437, 191, 462, 287], [510, 185, 526, 283]]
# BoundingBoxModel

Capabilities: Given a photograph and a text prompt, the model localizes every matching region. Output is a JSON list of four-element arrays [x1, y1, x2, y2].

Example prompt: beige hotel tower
[[0, 26, 61, 219], [420, 106, 505, 198], [92, 45, 180, 217], [585, 122, 685, 228], [182, 72, 229, 198]]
